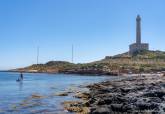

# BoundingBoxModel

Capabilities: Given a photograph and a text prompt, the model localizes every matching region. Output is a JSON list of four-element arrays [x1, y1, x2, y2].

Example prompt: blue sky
[[0, 0, 165, 69]]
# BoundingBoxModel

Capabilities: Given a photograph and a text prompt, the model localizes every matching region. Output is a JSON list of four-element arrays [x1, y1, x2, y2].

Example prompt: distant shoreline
[[0, 70, 117, 76], [5, 70, 117, 76], [4, 70, 165, 78], [10, 50, 165, 77]]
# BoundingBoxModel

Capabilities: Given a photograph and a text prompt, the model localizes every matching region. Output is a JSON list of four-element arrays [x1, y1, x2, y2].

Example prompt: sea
[[0, 72, 118, 114]]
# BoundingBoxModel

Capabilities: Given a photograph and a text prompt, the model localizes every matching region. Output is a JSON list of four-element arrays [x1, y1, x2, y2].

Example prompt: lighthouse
[[129, 15, 149, 55]]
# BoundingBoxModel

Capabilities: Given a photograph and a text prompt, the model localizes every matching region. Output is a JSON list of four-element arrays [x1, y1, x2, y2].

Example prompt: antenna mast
[[37, 46, 39, 65], [72, 45, 74, 63]]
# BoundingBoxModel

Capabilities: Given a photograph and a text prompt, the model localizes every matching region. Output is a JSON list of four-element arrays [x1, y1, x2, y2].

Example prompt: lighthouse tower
[[129, 15, 149, 55]]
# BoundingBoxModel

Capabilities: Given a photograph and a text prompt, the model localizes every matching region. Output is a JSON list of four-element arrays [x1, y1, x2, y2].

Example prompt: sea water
[[0, 72, 117, 114]]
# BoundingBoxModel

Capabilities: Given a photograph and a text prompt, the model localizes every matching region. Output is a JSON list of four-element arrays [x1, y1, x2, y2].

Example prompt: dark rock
[[120, 88, 132, 93], [111, 96, 127, 104], [98, 88, 112, 93], [136, 103, 159, 110], [122, 104, 133, 112], [96, 98, 112, 105], [163, 107, 165, 112], [135, 86, 145, 91], [149, 97, 162, 103], [111, 104, 123, 112], [143, 91, 165, 98], [88, 98, 97, 105], [73, 75, 165, 113], [160, 83, 165, 88], [91, 106, 110, 114]]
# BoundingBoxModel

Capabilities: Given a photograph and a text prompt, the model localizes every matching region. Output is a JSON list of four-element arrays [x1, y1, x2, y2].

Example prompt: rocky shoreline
[[63, 74, 165, 114]]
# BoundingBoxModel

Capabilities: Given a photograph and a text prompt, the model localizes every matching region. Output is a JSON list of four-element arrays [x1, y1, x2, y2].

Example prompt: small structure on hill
[[129, 15, 149, 55]]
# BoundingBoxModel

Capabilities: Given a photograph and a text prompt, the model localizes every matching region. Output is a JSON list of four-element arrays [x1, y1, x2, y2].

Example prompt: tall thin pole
[[37, 46, 39, 65], [72, 44, 74, 63]]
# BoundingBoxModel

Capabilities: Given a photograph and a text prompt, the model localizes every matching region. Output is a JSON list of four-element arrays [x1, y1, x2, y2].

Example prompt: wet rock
[[65, 106, 82, 112], [30, 109, 51, 114], [55, 92, 69, 96], [20, 101, 43, 108], [11, 104, 17, 110], [0, 109, 4, 113], [62, 101, 90, 113], [50, 86, 56, 90], [62, 100, 90, 113], [31, 94, 45, 99], [74, 92, 91, 100], [63, 101, 83, 112]]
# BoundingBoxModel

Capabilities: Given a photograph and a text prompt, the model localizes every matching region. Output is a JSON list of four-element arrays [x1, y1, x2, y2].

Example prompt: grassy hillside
[[16, 50, 165, 74], [16, 61, 75, 73], [93, 50, 165, 73]]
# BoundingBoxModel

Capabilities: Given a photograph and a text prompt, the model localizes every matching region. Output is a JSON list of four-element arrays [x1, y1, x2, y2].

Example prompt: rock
[[135, 86, 145, 91], [110, 95, 127, 104], [65, 106, 82, 112], [70, 75, 165, 113], [120, 88, 132, 93], [94, 93, 113, 98], [136, 103, 159, 110], [96, 98, 112, 105], [55, 92, 68, 96], [0, 109, 4, 113], [163, 107, 165, 112], [75, 92, 91, 100], [30, 109, 51, 114], [20, 101, 43, 108], [63, 101, 83, 112], [143, 91, 165, 98], [91, 106, 111, 114], [149, 97, 162, 103], [31, 94, 45, 99], [122, 104, 133, 112], [111, 104, 123, 112]]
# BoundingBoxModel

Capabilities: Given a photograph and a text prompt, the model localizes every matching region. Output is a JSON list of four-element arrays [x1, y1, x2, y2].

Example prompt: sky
[[0, 0, 165, 70]]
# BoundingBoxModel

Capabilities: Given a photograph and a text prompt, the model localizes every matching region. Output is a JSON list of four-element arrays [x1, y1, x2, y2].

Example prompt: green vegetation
[[16, 50, 165, 74], [17, 61, 75, 73], [132, 50, 165, 59], [97, 50, 165, 73]]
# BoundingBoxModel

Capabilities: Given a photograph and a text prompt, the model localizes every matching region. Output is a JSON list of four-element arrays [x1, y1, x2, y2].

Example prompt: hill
[[95, 50, 165, 74], [14, 50, 165, 75], [14, 61, 75, 73]]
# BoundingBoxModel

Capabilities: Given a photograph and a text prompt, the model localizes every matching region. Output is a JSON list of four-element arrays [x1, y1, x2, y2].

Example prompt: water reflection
[[18, 81, 23, 91]]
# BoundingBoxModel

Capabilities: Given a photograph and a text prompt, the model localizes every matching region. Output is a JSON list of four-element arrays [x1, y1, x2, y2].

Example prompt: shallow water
[[0, 72, 117, 114]]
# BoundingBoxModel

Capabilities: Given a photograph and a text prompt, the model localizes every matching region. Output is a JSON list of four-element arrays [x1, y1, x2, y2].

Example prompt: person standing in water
[[20, 72, 23, 81], [17, 72, 23, 82]]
